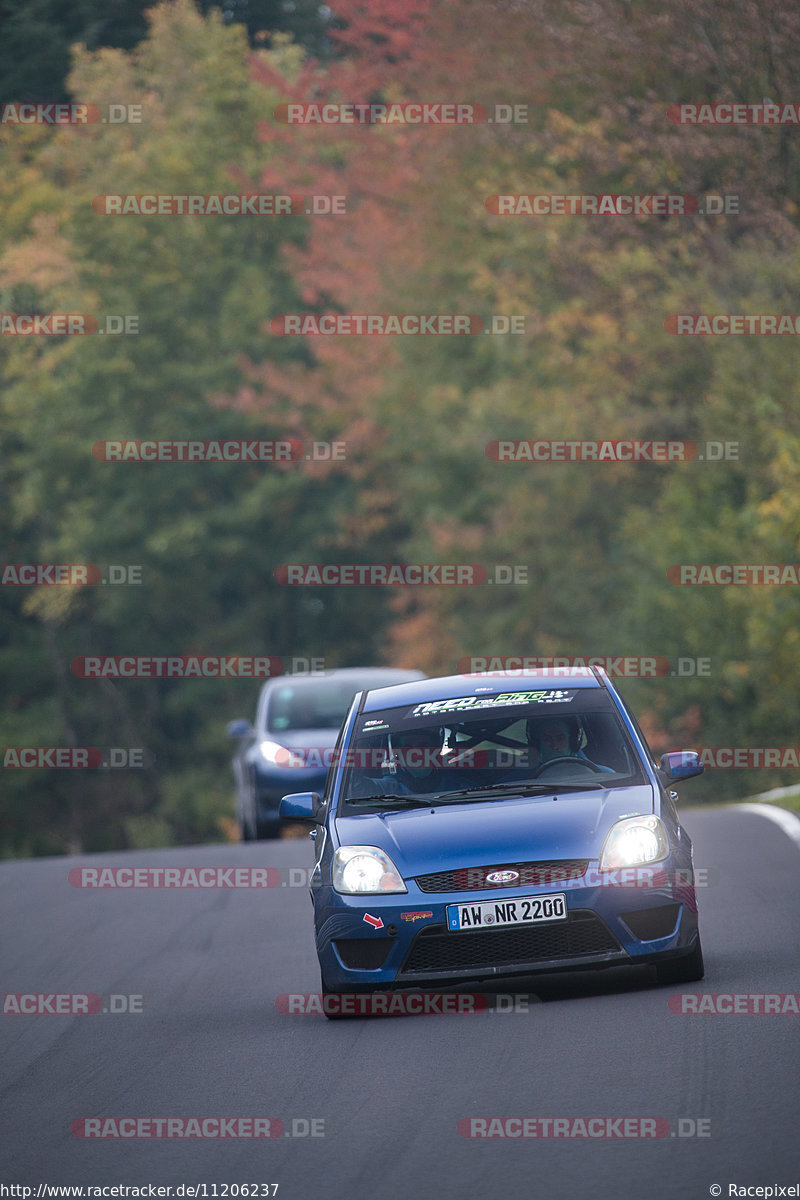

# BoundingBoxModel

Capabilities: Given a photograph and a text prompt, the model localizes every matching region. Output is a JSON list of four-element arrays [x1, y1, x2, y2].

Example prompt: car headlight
[[259, 740, 299, 768], [333, 846, 408, 894], [599, 815, 669, 871]]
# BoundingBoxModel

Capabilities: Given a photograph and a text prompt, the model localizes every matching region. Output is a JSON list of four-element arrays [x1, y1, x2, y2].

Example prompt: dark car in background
[[227, 667, 425, 839]]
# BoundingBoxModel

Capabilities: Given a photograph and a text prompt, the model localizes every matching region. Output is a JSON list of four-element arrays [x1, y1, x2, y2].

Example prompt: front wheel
[[655, 936, 704, 985], [237, 790, 257, 841]]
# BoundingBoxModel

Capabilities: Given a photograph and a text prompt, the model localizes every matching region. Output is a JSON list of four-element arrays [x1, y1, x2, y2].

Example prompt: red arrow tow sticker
[[363, 913, 384, 929]]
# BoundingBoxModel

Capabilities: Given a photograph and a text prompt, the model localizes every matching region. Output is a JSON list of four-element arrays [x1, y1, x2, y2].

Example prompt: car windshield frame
[[336, 687, 647, 815]]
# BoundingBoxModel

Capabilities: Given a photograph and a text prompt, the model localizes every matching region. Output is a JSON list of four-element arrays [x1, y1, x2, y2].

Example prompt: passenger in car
[[348, 726, 471, 796]]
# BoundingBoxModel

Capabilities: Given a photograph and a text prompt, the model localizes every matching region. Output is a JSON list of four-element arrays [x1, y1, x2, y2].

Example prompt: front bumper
[[314, 859, 700, 991]]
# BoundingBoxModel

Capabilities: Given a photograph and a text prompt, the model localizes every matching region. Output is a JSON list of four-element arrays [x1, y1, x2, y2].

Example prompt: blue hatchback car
[[280, 668, 705, 1012]]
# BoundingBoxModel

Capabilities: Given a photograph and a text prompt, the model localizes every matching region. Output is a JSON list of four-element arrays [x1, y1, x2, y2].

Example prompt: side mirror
[[659, 750, 704, 782], [226, 718, 253, 738], [279, 791, 325, 824]]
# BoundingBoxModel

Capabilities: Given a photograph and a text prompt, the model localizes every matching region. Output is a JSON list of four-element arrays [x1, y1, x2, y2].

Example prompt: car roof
[[361, 668, 606, 712], [260, 666, 425, 693]]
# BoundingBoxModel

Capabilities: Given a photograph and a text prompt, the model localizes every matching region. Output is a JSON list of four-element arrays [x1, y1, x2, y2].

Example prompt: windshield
[[266, 674, 407, 733], [337, 686, 645, 813]]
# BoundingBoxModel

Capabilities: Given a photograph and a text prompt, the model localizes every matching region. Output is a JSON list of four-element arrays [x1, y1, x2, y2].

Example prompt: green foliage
[[4, 0, 800, 855], [0, 0, 334, 103], [0, 1, 400, 856]]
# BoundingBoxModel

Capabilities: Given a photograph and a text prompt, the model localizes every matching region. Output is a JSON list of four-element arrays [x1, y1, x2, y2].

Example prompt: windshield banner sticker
[[409, 690, 576, 718]]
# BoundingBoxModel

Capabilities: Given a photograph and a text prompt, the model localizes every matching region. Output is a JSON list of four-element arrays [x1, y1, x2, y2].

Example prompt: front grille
[[620, 904, 681, 941], [334, 938, 394, 970], [400, 910, 621, 975], [415, 859, 589, 893]]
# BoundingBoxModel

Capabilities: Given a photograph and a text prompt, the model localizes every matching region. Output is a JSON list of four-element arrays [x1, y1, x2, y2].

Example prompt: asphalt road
[[1, 804, 799, 1200]]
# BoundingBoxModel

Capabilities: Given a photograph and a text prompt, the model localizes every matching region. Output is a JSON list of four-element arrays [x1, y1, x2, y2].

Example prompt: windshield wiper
[[345, 780, 609, 807], [424, 780, 608, 800], [345, 793, 445, 806]]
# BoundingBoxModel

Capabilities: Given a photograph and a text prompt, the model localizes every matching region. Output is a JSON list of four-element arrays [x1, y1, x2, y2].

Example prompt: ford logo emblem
[[485, 870, 520, 884]]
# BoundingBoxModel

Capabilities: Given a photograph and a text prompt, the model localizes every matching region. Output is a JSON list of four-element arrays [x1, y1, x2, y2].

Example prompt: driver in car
[[527, 716, 614, 773]]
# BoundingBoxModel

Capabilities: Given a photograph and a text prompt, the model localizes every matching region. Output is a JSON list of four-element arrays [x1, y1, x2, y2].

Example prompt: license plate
[[446, 892, 567, 931]]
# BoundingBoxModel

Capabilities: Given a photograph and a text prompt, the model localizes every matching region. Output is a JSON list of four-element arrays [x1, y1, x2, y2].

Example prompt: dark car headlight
[[258, 739, 303, 768]]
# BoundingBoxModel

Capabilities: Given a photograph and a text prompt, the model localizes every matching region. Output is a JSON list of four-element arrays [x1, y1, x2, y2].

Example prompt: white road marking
[[736, 802, 800, 852]]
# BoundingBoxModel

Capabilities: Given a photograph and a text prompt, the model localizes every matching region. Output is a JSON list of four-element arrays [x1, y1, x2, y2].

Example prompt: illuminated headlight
[[333, 846, 407, 895], [259, 740, 297, 767], [599, 815, 669, 871]]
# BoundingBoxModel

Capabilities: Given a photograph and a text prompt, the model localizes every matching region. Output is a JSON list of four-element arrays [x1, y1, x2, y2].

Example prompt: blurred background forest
[[2, 0, 800, 856]]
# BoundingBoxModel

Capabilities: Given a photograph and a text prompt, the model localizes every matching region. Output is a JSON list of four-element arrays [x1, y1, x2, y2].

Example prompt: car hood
[[335, 785, 655, 875]]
